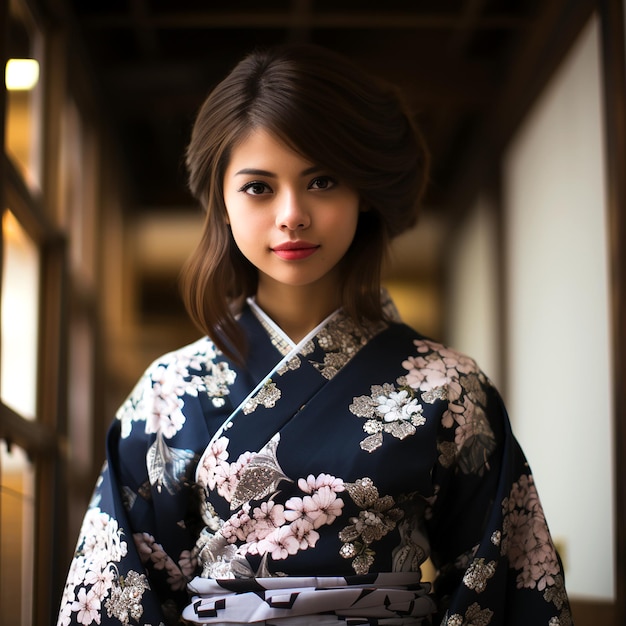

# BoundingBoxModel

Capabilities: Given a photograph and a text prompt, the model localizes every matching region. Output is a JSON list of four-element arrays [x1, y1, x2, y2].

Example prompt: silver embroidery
[[195, 528, 239, 579], [350, 384, 426, 452], [104, 569, 150, 625], [230, 434, 291, 509], [199, 497, 221, 531], [421, 386, 447, 403], [446, 603, 494, 626], [204, 360, 238, 406], [338, 477, 403, 574], [359, 432, 383, 453], [243, 381, 281, 414], [276, 355, 302, 376], [463, 558, 497, 593], [339, 543, 358, 559], [300, 340, 315, 356], [385, 420, 418, 440], [308, 315, 387, 380], [316, 352, 350, 380], [146, 433, 195, 494]]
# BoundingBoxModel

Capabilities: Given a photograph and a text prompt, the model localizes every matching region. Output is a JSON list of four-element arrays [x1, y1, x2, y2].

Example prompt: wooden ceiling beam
[[130, 0, 158, 58], [102, 55, 496, 111], [80, 12, 527, 31], [286, 0, 313, 42], [448, 0, 491, 53]]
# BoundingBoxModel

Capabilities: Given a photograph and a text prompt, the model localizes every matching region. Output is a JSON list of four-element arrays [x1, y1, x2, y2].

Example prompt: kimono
[[57, 296, 571, 626]]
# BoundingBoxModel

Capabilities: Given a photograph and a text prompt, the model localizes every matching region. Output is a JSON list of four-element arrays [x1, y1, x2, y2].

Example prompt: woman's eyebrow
[[234, 168, 276, 177], [301, 165, 323, 176], [233, 165, 323, 177]]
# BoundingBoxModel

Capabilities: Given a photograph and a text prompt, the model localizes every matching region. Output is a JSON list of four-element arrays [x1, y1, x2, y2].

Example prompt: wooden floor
[[570, 599, 615, 625]]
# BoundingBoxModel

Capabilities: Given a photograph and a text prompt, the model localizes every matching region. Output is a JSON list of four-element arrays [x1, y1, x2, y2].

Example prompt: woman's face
[[223, 128, 360, 296]]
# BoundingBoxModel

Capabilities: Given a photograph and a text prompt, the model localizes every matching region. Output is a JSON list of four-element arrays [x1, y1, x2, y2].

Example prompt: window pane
[[0, 442, 35, 626], [69, 314, 94, 473], [4, 0, 44, 191], [59, 99, 98, 281], [1, 210, 40, 419]]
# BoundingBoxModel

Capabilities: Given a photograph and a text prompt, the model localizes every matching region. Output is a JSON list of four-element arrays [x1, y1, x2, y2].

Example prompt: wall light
[[5, 58, 40, 90]]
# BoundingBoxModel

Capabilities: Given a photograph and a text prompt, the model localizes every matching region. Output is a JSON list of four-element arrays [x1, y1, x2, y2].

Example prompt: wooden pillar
[[599, 0, 626, 622]]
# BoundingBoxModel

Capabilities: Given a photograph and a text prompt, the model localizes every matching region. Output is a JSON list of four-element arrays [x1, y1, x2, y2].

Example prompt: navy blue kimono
[[57, 297, 571, 625]]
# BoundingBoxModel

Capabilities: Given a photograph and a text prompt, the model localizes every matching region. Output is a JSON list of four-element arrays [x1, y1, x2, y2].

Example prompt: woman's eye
[[309, 176, 336, 190], [240, 181, 271, 195]]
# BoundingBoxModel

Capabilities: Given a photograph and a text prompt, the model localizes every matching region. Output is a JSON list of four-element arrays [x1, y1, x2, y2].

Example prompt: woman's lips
[[271, 241, 320, 260]]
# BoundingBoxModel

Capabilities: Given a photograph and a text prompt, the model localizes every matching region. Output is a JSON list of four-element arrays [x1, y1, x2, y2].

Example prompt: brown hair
[[181, 44, 429, 361]]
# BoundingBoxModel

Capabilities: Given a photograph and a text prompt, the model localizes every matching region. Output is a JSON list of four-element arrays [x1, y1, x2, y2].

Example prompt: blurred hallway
[[1, 1, 623, 623]]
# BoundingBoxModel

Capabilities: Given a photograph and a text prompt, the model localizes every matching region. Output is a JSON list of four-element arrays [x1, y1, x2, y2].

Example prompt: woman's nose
[[276, 193, 310, 231]]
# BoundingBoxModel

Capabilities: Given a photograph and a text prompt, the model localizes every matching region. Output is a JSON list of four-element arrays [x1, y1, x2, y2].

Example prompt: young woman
[[58, 45, 571, 626]]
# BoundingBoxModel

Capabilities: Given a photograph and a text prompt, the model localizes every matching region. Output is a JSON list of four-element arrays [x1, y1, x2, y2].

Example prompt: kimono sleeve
[[424, 363, 572, 626], [56, 369, 200, 626]]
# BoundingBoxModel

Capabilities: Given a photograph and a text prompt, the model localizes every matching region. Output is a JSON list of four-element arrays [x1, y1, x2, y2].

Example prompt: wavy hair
[[181, 44, 429, 361]]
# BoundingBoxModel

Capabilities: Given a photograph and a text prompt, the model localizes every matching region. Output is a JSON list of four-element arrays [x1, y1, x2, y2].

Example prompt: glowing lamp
[[5, 58, 40, 90]]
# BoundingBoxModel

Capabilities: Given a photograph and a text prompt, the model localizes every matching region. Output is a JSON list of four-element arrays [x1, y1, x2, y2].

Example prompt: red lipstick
[[271, 241, 319, 260]]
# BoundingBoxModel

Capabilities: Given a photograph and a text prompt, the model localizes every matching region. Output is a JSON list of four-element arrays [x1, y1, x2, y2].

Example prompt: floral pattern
[[58, 301, 571, 625], [242, 380, 281, 414], [462, 558, 497, 593], [145, 433, 195, 495], [134, 533, 196, 591], [501, 474, 561, 591], [350, 383, 426, 452], [103, 571, 150, 625], [402, 339, 496, 475], [308, 313, 387, 380], [57, 506, 139, 626], [338, 477, 404, 574], [117, 338, 236, 439], [196, 435, 411, 580], [195, 434, 355, 578], [445, 602, 494, 626], [58, 338, 236, 625]]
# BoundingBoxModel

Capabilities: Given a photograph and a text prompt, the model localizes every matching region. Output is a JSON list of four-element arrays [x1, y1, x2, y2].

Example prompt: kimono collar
[[246, 297, 343, 357], [246, 289, 402, 358]]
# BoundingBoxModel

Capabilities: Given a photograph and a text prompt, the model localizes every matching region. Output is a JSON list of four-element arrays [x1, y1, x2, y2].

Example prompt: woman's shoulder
[[386, 322, 493, 398], [118, 336, 226, 405], [381, 295, 481, 375], [115, 335, 237, 439], [390, 323, 483, 371], [142, 335, 225, 376]]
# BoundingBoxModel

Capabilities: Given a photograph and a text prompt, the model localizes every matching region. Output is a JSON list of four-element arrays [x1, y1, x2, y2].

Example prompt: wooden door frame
[[599, 0, 626, 622]]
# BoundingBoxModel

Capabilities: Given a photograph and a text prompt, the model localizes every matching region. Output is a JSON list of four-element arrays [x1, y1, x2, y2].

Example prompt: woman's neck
[[255, 278, 342, 343]]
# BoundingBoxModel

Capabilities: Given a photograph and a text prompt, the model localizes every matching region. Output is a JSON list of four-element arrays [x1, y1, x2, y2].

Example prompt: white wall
[[447, 196, 500, 389], [503, 17, 614, 600]]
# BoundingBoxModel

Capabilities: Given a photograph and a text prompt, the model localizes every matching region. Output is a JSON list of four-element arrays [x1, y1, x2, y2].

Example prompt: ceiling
[[64, 0, 593, 214]]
